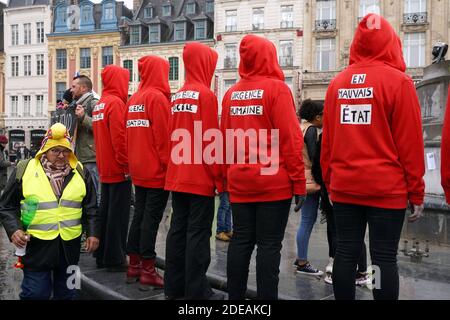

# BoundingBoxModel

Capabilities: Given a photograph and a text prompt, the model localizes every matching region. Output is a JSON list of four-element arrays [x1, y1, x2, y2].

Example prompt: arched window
[[55, 4, 68, 32]]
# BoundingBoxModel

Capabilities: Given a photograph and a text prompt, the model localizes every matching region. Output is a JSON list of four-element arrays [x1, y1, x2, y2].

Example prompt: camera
[[432, 41, 448, 64]]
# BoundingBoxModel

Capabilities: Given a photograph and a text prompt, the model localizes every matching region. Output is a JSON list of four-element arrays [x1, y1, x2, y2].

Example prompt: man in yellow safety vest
[[0, 123, 99, 300]]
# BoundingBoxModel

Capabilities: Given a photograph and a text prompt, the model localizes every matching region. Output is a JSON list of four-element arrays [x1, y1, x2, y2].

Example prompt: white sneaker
[[324, 274, 333, 285], [325, 257, 334, 274], [355, 272, 371, 287]]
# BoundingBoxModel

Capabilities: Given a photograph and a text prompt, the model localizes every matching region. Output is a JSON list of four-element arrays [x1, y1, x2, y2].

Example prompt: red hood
[[183, 42, 218, 87], [101, 65, 130, 103], [350, 14, 406, 72], [239, 34, 285, 81], [138, 55, 171, 100]]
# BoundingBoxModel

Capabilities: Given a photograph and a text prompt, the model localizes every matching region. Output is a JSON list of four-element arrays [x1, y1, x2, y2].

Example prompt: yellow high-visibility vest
[[21, 159, 86, 241]]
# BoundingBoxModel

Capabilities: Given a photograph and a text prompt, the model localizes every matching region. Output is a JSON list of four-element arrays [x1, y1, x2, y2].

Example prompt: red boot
[[126, 254, 141, 284], [139, 258, 164, 291]]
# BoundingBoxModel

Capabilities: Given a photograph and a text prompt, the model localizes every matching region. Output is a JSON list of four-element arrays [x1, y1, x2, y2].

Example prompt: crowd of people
[[1, 13, 449, 301]]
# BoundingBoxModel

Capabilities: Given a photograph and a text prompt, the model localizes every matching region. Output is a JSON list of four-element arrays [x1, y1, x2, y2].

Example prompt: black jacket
[[0, 164, 99, 271]]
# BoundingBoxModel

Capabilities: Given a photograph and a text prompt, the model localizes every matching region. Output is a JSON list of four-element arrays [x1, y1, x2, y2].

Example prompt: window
[[149, 25, 160, 43], [279, 40, 293, 67], [144, 6, 153, 18], [316, 38, 336, 71], [102, 46, 113, 67], [104, 4, 114, 20], [195, 21, 206, 40], [80, 48, 91, 69], [224, 43, 237, 69], [174, 22, 186, 41], [11, 56, 19, 77], [404, 32, 425, 67], [36, 22, 44, 44], [359, 0, 380, 17], [252, 8, 264, 30], [23, 96, 31, 116], [206, 0, 214, 13], [56, 49, 67, 69], [225, 10, 237, 32], [404, 0, 427, 24], [36, 54, 44, 76], [223, 79, 236, 100], [82, 5, 92, 22], [404, 0, 427, 13], [285, 77, 294, 94], [130, 26, 140, 45], [316, 0, 336, 20], [123, 60, 133, 82], [55, 5, 68, 31], [24, 23, 31, 45], [186, 2, 196, 14], [169, 57, 179, 81], [36, 95, 44, 116], [221, 79, 236, 111], [11, 96, 18, 117], [56, 82, 66, 102], [163, 4, 171, 16], [24, 55, 31, 76], [281, 5, 294, 28], [11, 25, 19, 46]]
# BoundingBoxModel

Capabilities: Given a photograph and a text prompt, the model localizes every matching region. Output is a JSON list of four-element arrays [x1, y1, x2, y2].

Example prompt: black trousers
[[164, 192, 214, 300], [332, 202, 405, 300], [326, 206, 367, 273], [126, 186, 169, 259], [227, 199, 291, 300], [96, 180, 132, 267]]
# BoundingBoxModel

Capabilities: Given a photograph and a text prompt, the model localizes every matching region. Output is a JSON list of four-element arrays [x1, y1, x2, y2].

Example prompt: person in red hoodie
[[125, 55, 170, 290], [92, 65, 131, 271], [321, 14, 425, 300], [441, 86, 450, 203], [221, 35, 306, 300], [164, 42, 223, 300]]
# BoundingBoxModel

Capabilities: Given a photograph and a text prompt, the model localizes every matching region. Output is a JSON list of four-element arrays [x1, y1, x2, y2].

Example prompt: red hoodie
[[220, 35, 306, 203], [126, 56, 170, 188], [321, 14, 425, 209], [92, 65, 129, 183], [165, 42, 223, 197], [441, 86, 450, 202]]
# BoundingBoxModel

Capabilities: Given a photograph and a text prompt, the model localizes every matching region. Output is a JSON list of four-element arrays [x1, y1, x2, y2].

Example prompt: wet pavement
[[2, 198, 450, 300]]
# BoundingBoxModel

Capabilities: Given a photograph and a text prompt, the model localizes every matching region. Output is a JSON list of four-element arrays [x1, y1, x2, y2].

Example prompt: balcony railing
[[252, 23, 264, 31], [281, 21, 294, 28], [225, 25, 237, 32], [315, 19, 337, 31], [280, 56, 293, 67], [403, 12, 427, 25]]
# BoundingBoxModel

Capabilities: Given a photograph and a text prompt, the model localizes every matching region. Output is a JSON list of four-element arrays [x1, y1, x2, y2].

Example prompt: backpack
[[16, 159, 84, 183]]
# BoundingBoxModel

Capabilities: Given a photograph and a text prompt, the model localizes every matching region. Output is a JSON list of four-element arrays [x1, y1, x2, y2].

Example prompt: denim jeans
[[227, 199, 291, 300], [332, 202, 405, 300], [84, 162, 100, 207], [296, 192, 320, 260], [217, 192, 232, 233], [20, 250, 76, 300]]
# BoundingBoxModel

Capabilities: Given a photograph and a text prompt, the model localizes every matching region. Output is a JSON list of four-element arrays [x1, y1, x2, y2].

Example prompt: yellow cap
[[35, 123, 78, 168]]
